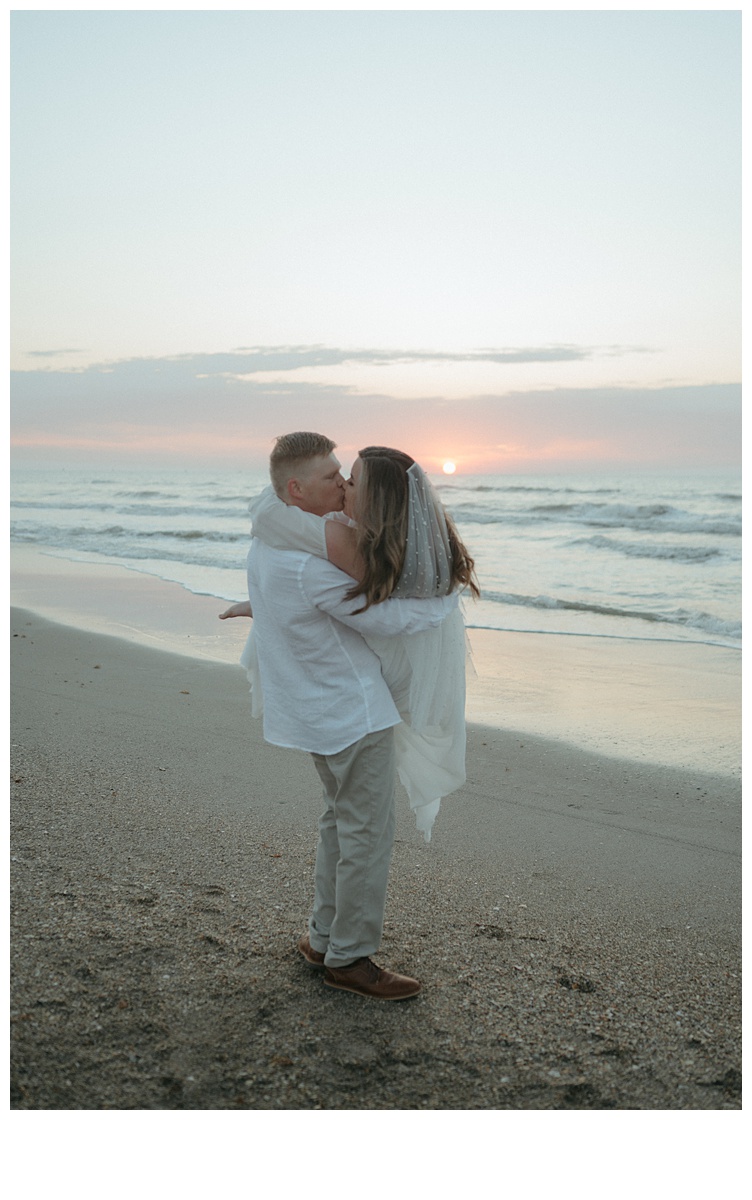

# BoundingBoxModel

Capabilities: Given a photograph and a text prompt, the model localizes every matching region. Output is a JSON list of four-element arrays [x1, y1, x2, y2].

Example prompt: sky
[[10, 6, 741, 474]]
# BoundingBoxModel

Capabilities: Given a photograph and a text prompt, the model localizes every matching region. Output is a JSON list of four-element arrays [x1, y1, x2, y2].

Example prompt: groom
[[246, 431, 457, 1000]]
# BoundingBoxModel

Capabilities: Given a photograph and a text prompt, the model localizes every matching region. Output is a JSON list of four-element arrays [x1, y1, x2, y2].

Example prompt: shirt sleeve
[[303, 560, 459, 636], [250, 487, 328, 558]]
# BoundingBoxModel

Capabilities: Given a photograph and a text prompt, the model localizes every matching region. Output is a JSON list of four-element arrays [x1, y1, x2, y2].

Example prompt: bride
[[222, 445, 479, 841]]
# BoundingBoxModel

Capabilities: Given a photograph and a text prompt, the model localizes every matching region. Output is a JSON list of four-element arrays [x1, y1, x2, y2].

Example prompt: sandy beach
[[10, 552, 742, 1110]]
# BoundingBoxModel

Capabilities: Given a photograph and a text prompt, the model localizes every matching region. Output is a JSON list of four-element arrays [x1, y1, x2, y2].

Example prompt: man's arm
[[305, 561, 458, 636]]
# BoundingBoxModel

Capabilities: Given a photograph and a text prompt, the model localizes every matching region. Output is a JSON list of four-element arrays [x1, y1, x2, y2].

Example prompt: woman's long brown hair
[[345, 446, 480, 610]]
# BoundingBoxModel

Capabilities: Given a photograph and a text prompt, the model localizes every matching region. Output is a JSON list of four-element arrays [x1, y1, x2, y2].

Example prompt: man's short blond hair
[[269, 431, 337, 497]]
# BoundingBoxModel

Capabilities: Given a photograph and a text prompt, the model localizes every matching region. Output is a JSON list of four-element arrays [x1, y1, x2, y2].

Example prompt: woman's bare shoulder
[[324, 518, 361, 578]]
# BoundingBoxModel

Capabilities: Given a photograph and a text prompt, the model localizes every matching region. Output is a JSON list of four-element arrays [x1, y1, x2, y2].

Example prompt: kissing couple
[[221, 432, 478, 1000]]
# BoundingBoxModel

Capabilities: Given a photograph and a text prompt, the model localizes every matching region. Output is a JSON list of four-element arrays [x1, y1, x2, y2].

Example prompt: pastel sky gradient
[[10, 7, 741, 473]]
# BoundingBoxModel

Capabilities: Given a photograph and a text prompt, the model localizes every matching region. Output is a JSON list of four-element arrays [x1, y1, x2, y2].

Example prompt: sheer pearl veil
[[393, 463, 453, 599]]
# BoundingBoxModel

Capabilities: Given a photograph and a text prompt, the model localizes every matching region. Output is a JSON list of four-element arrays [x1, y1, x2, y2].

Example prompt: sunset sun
[[442, 460, 457, 475]]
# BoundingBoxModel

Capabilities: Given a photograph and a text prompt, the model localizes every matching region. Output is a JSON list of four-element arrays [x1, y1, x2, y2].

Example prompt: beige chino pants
[[309, 726, 397, 968]]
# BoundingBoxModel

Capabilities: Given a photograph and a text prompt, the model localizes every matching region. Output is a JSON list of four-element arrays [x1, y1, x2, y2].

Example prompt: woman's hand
[[218, 601, 253, 620]]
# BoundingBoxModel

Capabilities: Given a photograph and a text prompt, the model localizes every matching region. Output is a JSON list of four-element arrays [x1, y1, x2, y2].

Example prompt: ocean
[[10, 464, 741, 651]]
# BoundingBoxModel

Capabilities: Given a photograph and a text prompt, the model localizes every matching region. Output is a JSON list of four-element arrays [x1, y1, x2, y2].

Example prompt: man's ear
[[286, 477, 303, 501]]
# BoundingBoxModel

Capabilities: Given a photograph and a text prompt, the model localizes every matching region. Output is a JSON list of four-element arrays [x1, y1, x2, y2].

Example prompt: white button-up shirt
[[246, 539, 458, 755]]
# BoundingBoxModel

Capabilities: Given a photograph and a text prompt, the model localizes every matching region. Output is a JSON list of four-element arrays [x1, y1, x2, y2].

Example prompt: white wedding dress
[[240, 485, 468, 841]]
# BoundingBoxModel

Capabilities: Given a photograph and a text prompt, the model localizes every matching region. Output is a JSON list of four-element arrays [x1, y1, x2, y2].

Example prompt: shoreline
[[10, 608, 741, 1109], [10, 543, 741, 777]]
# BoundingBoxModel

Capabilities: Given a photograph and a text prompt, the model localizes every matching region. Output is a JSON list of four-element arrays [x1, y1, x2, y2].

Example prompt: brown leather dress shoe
[[323, 957, 421, 1000], [297, 933, 326, 967]]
